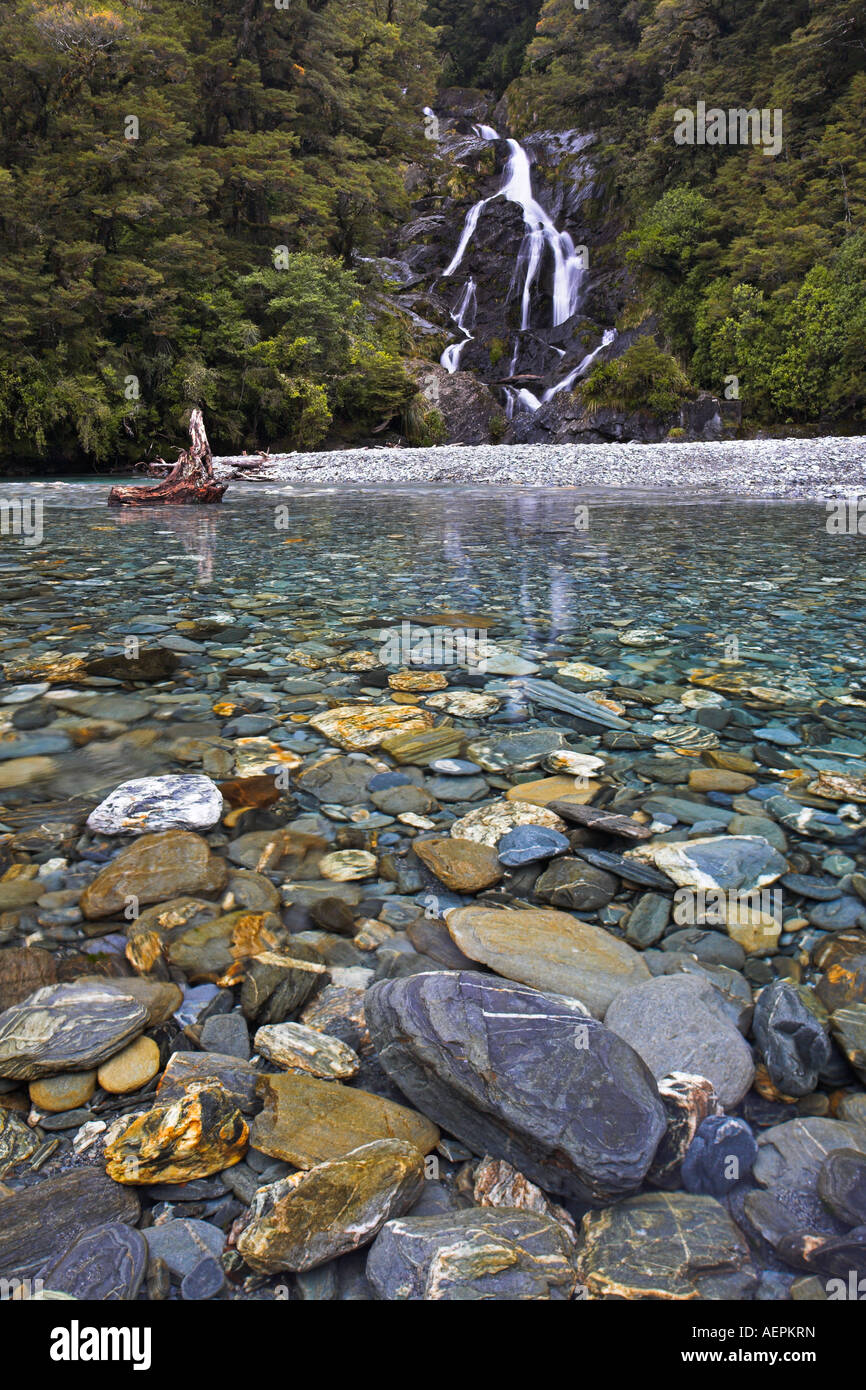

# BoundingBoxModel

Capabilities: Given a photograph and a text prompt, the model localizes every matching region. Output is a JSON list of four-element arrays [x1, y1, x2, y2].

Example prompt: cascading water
[[542, 328, 617, 402], [440, 276, 477, 374]]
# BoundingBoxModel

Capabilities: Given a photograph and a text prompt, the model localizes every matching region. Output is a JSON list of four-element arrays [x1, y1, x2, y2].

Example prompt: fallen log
[[109, 410, 227, 506]]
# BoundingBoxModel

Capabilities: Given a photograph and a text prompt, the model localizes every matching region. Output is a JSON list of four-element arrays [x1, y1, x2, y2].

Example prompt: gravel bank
[[220, 436, 866, 499]]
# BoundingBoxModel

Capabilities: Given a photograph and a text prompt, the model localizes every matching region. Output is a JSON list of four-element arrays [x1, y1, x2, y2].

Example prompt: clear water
[[1, 483, 864, 701]]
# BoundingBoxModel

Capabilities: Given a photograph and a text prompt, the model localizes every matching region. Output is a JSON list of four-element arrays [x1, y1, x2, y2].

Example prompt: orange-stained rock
[[413, 837, 502, 893], [104, 1082, 248, 1183]]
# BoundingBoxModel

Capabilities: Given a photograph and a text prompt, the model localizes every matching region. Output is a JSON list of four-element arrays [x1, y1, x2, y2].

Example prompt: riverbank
[[211, 436, 866, 501]]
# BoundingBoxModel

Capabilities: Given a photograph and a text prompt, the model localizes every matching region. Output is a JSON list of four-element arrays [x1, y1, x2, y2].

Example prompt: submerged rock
[[86, 775, 224, 836], [80, 830, 228, 918], [366, 971, 665, 1203], [237, 1140, 425, 1273]]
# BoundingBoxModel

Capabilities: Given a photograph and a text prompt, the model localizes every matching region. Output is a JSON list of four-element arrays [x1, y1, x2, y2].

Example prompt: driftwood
[[109, 410, 227, 506]]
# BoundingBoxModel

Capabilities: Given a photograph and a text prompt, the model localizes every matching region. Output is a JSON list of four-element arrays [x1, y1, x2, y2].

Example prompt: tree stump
[[108, 410, 227, 506]]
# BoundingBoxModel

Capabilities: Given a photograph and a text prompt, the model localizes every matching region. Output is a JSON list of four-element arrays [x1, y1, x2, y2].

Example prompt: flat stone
[[425, 691, 500, 717], [238, 1139, 425, 1273], [0, 982, 147, 1080], [449, 799, 567, 848], [505, 776, 601, 808], [296, 755, 376, 804], [429, 758, 482, 776], [144, 1218, 225, 1279], [251, 1072, 439, 1169], [240, 950, 328, 1024], [830, 1003, 866, 1081], [414, 836, 502, 893], [164, 909, 282, 982], [86, 775, 223, 836], [42, 1221, 147, 1301], [389, 669, 447, 692], [366, 971, 665, 1203], [626, 892, 671, 948], [80, 830, 227, 919], [200, 1013, 250, 1060], [367, 1207, 578, 1300], [254, 1023, 359, 1080], [156, 1051, 262, 1113], [29, 1070, 97, 1113], [181, 1256, 226, 1301], [515, 680, 630, 730], [446, 905, 650, 1017], [309, 704, 434, 752], [754, 1118, 866, 1194], [319, 850, 378, 881], [604, 974, 755, 1108], [370, 784, 435, 816], [0, 1169, 139, 1281], [104, 1082, 249, 1183], [642, 835, 788, 892], [548, 801, 652, 840], [577, 1193, 756, 1299], [497, 825, 571, 867], [380, 726, 465, 765], [467, 729, 571, 773], [688, 769, 756, 793]]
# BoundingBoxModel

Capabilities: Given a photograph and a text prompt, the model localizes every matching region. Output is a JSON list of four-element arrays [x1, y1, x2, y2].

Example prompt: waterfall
[[474, 124, 499, 141], [440, 277, 477, 374], [543, 328, 617, 402]]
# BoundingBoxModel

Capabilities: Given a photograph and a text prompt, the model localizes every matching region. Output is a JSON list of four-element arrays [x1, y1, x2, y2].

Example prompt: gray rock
[[200, 1012, 251, 1060], [752, 981, 832, 1097], [86, 774, 223, 835], [42, 1222, 147, 1301], [181, 1256, 226, 1301], [534, 858, 618, 910], [467, 728, 571, 772], [513, 680, 631, 730], [365, 971, 666, 1203], [661, 929, 746, 970], [367, 1208, 578, 1300], [626, 892, 671, 947], [754, 1119, 866, 1194], [0, 1170, 139, 1281], [143, 1219, 225, 1279], [497, 824, 571, 866], [0, 982, 147, 1080], [604, 974, 755, 1108], [817, 1149, 866, 1228], [646, 835, 788, 892]]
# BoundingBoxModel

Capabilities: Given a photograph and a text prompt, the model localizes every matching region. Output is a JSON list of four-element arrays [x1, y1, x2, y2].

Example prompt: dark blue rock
[[367, 771, 412, 791], [365, 971, 666, 1204], [781, 874, 843, 902], [181, 1256, 226, 1301], [42, 1221, 147, 1300], [681, 1116, 757, 1197], [752, 980, 832, 1097], [497, 825, 570, 867], [808, 896, 865, 931]]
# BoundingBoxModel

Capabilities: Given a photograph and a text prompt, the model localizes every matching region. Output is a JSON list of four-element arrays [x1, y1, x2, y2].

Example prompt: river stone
[[817, 952, 866, 1012], [181, 1256, 226, 1301], [78, 976, 183, 1027], [505, 776, 600, 808], [0, 1108, 41, 1176], [680, 1115, 757, 1197], [752, 981, 832, 1097], [240, 948, 328, 1024], [104, 1081, 249, 1183], [380, 726, 465, 765], [548, 801, 652, 841], [446, 906, 650, 1017], [366, 1207, 578, 1300], [237, 1140, 425, 1274], [156, 1051, 262, 1113], [309, 704, 434, 752], [42, 1221, 147, 1301], [449, 799, 567, 848], [497, 825, 570, 866], [534, 858, 619, 911], [253, 1023, 360, 1079], [830, 1004, 866, 1081], [577, 847, 676, 889], [297, 755, 375, 804], [754, 1118, 866, 1194], [642, 835, 788, 892], [604, 974, 755, 1108], [80, 830, 228, 919], [577, 1193, 757, 1299], [0, 879, 43, 909], [413, 836, 502, 892], [144, 1218, 226, 1279], [251, 1072, 439, 1169], [319, 850, 378, 882], [817, 1149, 866, 1227], [98, 1035, 161, 1094], [0, 1169, 140, 1281], [467, 729, 571, 773], [164, 909, 282, 981], [200, 1012, 250, 1059], [29, 1070, 97, 1113], [365, 971, 666, 1203], [647, 1073, 719, 1189], [0, 981, 147, 1080], [626, 892, 671, 947], [86, 775, 223, 836], [0, 946, 57, 1012], [425, 691, 500, 717]]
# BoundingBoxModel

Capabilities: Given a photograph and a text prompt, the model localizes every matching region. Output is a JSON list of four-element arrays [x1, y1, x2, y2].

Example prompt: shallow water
[[1, 485, 864, 700]]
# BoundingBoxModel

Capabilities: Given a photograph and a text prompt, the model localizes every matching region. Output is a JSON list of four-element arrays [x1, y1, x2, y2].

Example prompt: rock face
[[406, 360, 501, 445], [80, 830, 227, 918], [446, 905, 650, 1017], [104, 1082, 249, 1183], [366, 971, 666, 1203], [86, 775, 224, 835], [237, 1140, 426, 1273], [577, 1193, 757, 1299], [366, 1208, 578, 1300], [0, 1170, 140, 1281], [250, 1072, 439, 1169], [0, 982, 147, 1080], [604, 975, 755, 1109]]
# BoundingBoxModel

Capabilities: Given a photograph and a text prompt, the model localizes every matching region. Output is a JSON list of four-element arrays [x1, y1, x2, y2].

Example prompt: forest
[[0, 0, 864, 467]]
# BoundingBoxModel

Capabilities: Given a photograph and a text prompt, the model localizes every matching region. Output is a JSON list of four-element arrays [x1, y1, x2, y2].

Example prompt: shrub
[[580, 338, 694, 416]]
